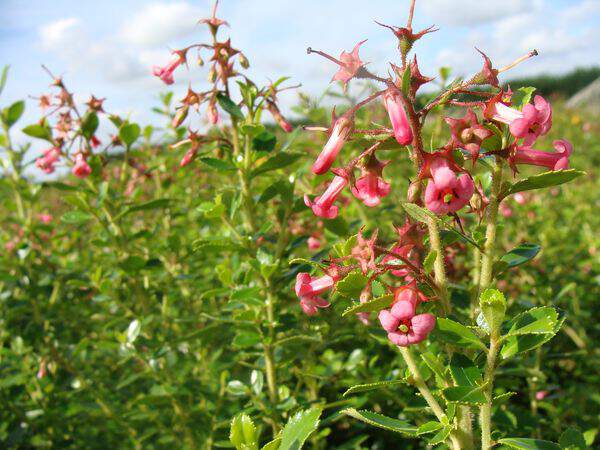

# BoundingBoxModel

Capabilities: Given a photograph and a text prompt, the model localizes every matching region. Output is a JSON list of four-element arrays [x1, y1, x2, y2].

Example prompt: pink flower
[[304, 175, 348, 219], [312, 117, 353, 175], [295, 272, 335, 316], [489, 95, 552, 145], [509, 96, 552, 145], [267, 100, 293, 133], [356, 289, 371, 325], [424, 158, 474, 215], [512, 139, 572, 171], [152, 52, 185, 85], [307, 236, 321, 250], [499, 201, 513, 218], [514, 193, 528, 205], [299, 296, 330, 316], [331, 40, 366, 90], [180, 148, 197, 167], [383, 89, 413, 145], [72, 153, 92, 179], [35, 147, 61, 174], [350, 155, 390, 207], [535, 390, 548, 400], [445, 109, 492, 162], [38, 214, 53, 224], [378, 286, 435, 347]]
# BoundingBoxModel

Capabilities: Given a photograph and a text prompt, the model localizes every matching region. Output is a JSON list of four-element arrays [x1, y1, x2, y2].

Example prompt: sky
[[1, 0, 599, 152]]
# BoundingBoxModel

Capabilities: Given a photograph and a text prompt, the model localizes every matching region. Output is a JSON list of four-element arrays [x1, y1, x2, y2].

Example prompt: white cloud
[[422, 0, 541, 26], [120, 2, 202, 47], [40, 17, 81, 50]]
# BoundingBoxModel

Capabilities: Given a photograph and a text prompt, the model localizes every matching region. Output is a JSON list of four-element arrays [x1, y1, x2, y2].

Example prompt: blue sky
[[1, 0, 599, 151]]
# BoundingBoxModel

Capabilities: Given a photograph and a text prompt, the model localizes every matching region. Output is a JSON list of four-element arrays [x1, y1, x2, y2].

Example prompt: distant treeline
[[504, 66, 600, 98]]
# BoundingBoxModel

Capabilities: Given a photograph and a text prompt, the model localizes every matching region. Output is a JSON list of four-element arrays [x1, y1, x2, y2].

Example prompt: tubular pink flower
[[72, 153, 91, 179], [383, 90, 413, 145], [312, 117, 353, 175], [207, 102, 219, 125], [424, 159, 474, 215], [509, 95, 552, 145], [513, 139, 572, 171], [152, 53, 185, 85], [295, 272, 335, 316], [180, 148, 197, 167], [299, 296, 330, 316], [331, 40, 366, 90], [304, 175, 348, 219], [38, 214, 53, 224], [295, 272, 335, 298], [445, 108, 492, 162], [351, 172, 391, 207], [307, 236, 321, 250], [35, 147, 61, 174]]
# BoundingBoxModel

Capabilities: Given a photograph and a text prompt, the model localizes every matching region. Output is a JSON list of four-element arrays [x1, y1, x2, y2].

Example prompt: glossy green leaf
[[558, 427, 586, 449], [442, 385, 486, 404], [479, 288, 506, 333], [3, 100, 25, 127], [61, 210, 93, 224], [278, 408, 322, 450], [449, 354, 482, 387], [434, 318, 486, 349], [81, 111, 99, 139], [252, 152, 303, 176], [253, 131, 277, 152], [341, 294, 393, 317], [119, 123, 141, 147], [511, 86, 536, 110], [22, 122, 53, 142], [216, 92, 244, 120], [342, 379, 405, 396], [335, 271, 368, 299], [498, 437, 560, 450], [507, 170, 585, 195], [342, 409, 417, 435]]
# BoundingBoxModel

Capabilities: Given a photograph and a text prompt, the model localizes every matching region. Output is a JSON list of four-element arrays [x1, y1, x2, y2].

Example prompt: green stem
[[426, 216, 451, 316], [478, 161, 503, 450], [399, 347, 462, 450]]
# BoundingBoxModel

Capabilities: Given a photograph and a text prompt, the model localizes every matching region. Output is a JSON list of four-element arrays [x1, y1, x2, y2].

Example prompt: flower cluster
[[295, 8, 574, 349], [152, 1, 295, 168]]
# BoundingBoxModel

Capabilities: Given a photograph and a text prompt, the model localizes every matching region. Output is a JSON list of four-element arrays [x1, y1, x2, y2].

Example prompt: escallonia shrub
[[1, 0, 593, 449], [288, 0, 585, 449]]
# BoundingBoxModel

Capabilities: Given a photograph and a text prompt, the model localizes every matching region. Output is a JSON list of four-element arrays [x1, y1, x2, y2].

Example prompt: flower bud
[[172, 106, 189, 128], [239, 53, 249, 69]]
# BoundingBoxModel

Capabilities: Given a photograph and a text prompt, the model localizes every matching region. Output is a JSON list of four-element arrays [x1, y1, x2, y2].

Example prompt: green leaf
[[335, 271, 368, 298], [342, 379, 405, 396], [126, 319, 141, 343], [278, 408, 322, 450], [216, 92, 244, 120], [200, 157, 236, 171], [342, 409, 417, 435], [119, 123, 141, 147], [416, 421, 443, 436], [261, 438, 281, 450], [323, 216, 348, 234], [401, 65, 411, 97], [125, 198, 171, 215], [233, 331, 261, 348], [498, 438, 560, 450], [81, 111, 99, 139], [442, 385, 486, 404], [423, 250, 437, 274], [511, 86, 536, 110], [420, 351, 447, 382], [449, 354, 482, 387], [558, 428, 586, 450], [193, 237, 245, 253], [230, 414, 258, 450], [507, 170, 585, 195], [401, 202, 436, 223], [252, 152, 302, 176], [495, 243, 541, 274], [3, 100, 25, 127], [434, 318, 486, 350], [253, 131, 277, 152], [341, 294, 393, 317], [22, 122, 53, 142], [505, 307, 558, 337], [61, 210, 93, 224], [479, 288, 506, 333], [501, 308, 564, 359], [0, 66, 8, 96], [428, 425, 452, 445]]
